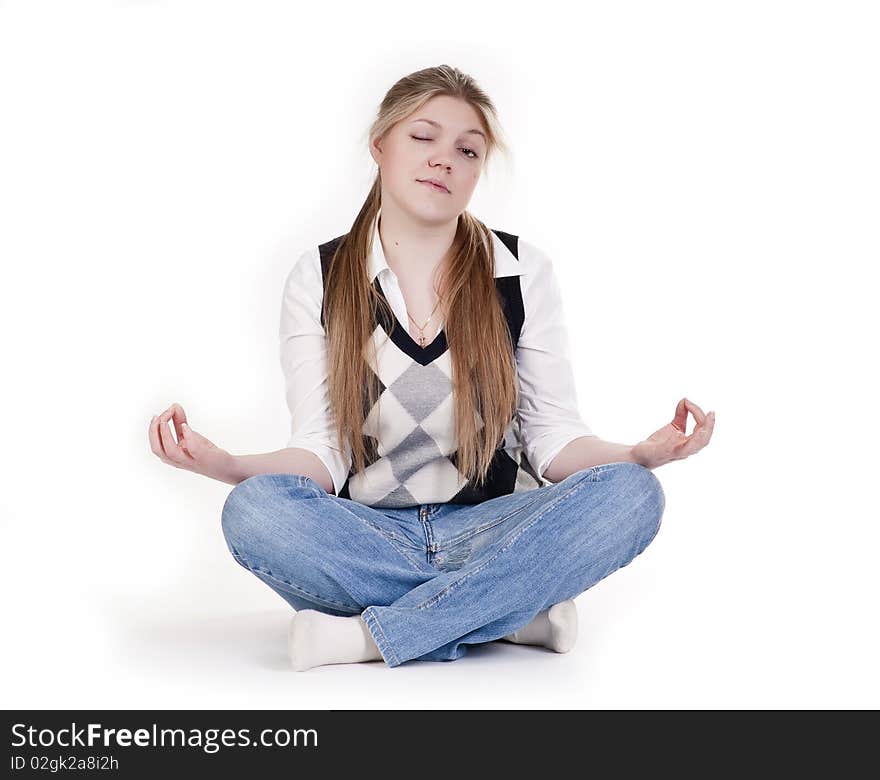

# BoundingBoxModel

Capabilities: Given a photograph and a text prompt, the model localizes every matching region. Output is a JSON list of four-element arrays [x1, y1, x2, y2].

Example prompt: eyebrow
[[411, 117, 486, 141]]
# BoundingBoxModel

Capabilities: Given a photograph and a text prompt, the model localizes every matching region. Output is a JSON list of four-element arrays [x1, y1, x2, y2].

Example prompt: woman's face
[[370, 94, 487, 224]]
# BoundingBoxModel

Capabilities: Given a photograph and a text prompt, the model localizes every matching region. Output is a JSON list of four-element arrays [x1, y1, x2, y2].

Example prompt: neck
[[377, 202, 457, 284]]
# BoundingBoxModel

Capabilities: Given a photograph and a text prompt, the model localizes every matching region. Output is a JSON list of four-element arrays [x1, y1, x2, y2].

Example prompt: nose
[[429, 149, 454, 171]]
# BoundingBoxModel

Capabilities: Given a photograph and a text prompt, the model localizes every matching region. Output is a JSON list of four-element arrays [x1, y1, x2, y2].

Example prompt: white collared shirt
[[280, 209, 596, 499]]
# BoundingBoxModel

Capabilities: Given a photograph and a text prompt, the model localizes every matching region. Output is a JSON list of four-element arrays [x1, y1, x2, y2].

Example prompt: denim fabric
[[220, 461, 665, 668]]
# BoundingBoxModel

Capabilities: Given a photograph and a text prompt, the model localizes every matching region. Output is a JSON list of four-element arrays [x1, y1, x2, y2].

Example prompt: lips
[[417, 178, 450, 193]]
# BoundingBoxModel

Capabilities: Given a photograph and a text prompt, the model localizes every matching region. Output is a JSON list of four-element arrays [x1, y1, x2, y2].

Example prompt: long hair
[[325, 64, 516, 487]]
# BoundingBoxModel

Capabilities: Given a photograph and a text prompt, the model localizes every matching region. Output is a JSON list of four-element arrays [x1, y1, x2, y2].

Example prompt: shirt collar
[[366, 206, 523, 282]]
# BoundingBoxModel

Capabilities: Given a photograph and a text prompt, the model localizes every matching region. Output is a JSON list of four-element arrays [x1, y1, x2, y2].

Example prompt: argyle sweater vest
[[318, 229, 544, 508]]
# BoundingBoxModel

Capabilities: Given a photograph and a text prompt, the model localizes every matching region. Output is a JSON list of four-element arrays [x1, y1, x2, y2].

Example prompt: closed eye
[[411, 135, 479, 159]]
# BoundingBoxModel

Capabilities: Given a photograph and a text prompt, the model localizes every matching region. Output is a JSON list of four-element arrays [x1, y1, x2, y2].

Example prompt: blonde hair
[[325, 64, 517, 487]]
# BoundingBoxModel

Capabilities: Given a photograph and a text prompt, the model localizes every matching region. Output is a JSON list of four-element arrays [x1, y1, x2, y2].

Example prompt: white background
[[1, 0, 877, 709]]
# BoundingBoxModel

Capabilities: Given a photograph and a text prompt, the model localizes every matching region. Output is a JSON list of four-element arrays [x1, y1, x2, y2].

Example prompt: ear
[[369, 135, 383, 166]]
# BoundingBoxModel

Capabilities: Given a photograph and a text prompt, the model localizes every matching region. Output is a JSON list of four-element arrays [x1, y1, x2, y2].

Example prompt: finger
[[148, 415, 169, 461], [676, 414, 714, 458], [169, 403, 189, 445], [684, 398, 708, 426], [150, 413, 178, 465], [176, 423, 194, 460], [157, 409, 186, 464], [672, 397, 688, 433], [702, 411, 715, 446], [154, 403, 186, 447]]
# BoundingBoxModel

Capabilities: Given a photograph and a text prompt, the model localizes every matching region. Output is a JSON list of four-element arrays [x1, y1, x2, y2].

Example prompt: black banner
[[2, 709, 875, 774]]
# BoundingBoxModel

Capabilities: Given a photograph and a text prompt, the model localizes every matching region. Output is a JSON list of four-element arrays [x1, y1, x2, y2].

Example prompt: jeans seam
[[442, 490, 549, 548], [304, 490, 430, 572], [413, 468, 599, 611], [286, 472, 419, 554], [365, 532, 429, 571], [229, 549, 361, 613], [361, 518, 417, 550], [644, 490, 665, 547], [340, 514, 427, 569], [441, 466, 600, 548], [361, 608, 401, 667]]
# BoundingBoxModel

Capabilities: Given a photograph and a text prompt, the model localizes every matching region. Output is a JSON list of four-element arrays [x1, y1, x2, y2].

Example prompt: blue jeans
[[220, 461, 665, 668]]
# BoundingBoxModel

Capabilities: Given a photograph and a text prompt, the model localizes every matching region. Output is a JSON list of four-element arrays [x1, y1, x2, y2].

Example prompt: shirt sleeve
[[279, 247, 353, 495], [515, 239, 597, 482]]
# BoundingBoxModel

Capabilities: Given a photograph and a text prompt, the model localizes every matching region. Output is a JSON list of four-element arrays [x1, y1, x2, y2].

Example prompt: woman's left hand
[[631, 398, 715, 469]]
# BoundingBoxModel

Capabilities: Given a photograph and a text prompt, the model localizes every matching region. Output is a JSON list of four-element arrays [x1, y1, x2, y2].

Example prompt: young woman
[[148, 65, 715, 671]]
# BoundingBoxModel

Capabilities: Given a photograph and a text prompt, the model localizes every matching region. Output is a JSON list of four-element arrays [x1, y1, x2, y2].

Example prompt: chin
[[403, 199, 459, 224]]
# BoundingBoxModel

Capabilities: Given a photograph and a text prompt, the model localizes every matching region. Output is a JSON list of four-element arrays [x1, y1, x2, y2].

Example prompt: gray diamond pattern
[[388, 362, 450, 422]]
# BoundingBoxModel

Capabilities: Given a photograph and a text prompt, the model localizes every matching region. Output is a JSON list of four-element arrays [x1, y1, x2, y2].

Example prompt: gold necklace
[[407, 298, 443, 348]]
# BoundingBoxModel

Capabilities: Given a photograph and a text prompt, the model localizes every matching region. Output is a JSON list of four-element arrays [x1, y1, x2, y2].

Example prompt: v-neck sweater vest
[[317, 229, 544, 508]]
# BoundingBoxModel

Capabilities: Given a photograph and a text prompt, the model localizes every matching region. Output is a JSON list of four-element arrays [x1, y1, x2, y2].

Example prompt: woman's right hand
[[149, 402, 240, 484]]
